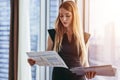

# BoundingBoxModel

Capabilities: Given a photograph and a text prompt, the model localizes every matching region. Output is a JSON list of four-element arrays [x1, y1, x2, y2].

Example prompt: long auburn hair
[[53, 1, 87, 66]]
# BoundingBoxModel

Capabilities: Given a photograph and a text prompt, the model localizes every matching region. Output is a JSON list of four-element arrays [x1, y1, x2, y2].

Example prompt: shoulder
[[48, 29, 56, 36], [48, 29, 56, 35], [84, 32, 90, 44], [48, 29, 56, 32], [48, 29, 56, 42]]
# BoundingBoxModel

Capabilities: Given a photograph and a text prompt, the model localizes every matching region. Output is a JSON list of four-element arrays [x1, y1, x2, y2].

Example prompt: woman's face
[[59, 8, 73, 28]]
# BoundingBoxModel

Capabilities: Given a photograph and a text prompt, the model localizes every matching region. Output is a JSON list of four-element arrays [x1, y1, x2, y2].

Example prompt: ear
[[84, 32, 90, 44]]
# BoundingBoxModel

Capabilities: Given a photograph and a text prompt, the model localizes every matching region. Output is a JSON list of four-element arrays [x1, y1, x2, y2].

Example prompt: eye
[[59, 15, 63, 18], [66, 15, 70, 17]]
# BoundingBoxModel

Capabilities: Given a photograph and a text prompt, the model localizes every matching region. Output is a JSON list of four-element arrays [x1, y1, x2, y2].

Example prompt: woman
[[28, 1, 96, 80]]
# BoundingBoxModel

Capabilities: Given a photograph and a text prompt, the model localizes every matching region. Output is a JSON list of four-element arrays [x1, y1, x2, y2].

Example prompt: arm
[[84, 32, 91, 67], [84, 33, 96, 79], [28, 36, 53, 66], [46, 35, 54, 51], [83, 40, 90, 67]]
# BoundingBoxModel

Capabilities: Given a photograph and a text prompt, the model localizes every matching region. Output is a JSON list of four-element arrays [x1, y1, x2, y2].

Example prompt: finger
[[90, 72, 94, 78], [28, 59, 35, 66], [32, 60, 36, 64], [28, 59, 35, 63], [89, 71, 96, 79], [30, 61, 35, 66], [86, 71, 95, 79], [28, 58, 33, 62], [93, 71, 96, 78], [86, 72, 91, 79]]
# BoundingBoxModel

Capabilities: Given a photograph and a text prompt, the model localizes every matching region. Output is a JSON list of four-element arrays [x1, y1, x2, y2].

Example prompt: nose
[[63, 16, 67, 21]]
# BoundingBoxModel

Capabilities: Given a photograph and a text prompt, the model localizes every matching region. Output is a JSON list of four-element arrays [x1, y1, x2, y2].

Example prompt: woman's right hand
[[28, 58, 36, 66]]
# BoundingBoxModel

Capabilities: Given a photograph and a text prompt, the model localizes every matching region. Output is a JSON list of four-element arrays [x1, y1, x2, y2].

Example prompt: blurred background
[[0, 0, 120, 80]]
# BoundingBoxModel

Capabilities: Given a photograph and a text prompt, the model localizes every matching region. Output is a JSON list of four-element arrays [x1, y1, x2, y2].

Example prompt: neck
[[66, 27, 73, 35]]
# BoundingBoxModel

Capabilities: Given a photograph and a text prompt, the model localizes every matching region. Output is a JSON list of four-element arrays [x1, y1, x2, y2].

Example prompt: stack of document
[[27, 51, 68, 68], [27, 51, 116, 76], [70, 65, 116, 76]]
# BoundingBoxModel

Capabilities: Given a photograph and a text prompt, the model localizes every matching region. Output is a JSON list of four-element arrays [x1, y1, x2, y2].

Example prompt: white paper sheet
[[27, 51, 116, 77], [27, 51, 68, 68], [70, 65, 116, 76]]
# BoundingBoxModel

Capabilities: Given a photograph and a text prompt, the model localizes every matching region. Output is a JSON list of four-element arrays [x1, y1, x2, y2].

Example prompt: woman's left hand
[[85, 71, 96, 79]]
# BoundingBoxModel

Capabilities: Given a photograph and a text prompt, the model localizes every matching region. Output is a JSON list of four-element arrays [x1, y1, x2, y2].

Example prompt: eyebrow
[[59, 13, 71, 15]]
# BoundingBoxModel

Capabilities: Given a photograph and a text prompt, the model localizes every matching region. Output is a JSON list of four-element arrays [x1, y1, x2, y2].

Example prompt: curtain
[[9, 0, 19, 80], [88, 0, 120, 80]]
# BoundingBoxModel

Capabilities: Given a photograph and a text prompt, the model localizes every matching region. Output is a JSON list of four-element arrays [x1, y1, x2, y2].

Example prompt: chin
[[63, 25, 69, 28]]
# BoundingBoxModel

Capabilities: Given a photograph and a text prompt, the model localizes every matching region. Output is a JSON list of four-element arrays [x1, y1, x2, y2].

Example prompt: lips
[[63, 22, 67, 24]]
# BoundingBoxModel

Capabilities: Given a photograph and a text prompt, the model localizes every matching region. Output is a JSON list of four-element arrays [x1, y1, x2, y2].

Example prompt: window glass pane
[[0, 0, 10, 80], [48, 0, 59, 80], [29, 0, 59, 80], [29, 0, 40, 80], [49, 0, 59, 29], [89, 0, 120, 79]]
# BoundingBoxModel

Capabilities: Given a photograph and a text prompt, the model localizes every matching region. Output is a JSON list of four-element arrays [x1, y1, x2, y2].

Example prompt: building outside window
[[0, 0, 10, 80]]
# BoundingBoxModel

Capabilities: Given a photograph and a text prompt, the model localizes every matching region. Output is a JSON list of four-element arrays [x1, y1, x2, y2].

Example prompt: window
[[49, 0, 59, 29], [47, 0, 59, 80], [29, 0, 59, 80], [0, 0, 10, 80], [29, 0, 40, 80], [87, 0, 120, 80]]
